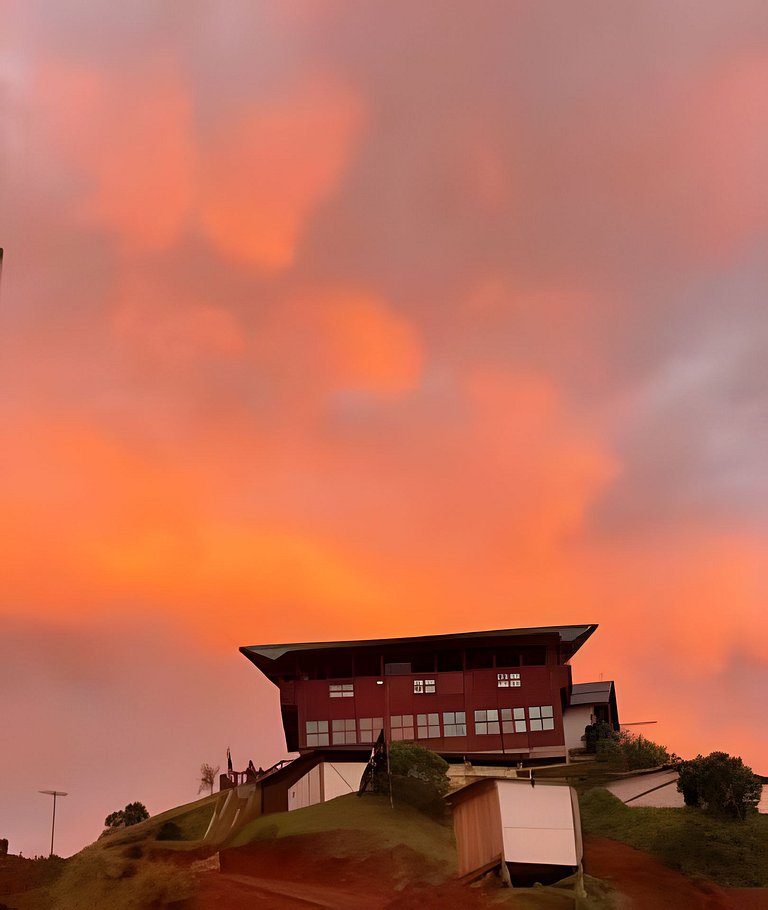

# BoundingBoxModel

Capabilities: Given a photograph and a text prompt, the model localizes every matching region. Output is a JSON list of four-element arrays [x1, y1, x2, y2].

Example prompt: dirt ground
[[584, 835, 768, 909]]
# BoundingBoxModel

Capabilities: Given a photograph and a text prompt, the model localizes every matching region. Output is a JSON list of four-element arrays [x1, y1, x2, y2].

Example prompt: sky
[[1, 0, 767, 858]]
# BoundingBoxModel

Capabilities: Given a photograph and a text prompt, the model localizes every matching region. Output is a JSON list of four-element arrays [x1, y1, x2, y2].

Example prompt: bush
[[584, 722, 615, 754], [374, 742, 450, 819], [104, 802, 150, 830], [596, 731, 669, 770], [677, 752, 762, 821]]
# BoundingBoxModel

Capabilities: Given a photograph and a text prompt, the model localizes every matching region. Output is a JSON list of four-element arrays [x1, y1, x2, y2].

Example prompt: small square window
[[530, 719, 543, 732], [529, 706, 541, 719], [541, 705, 553, 718]]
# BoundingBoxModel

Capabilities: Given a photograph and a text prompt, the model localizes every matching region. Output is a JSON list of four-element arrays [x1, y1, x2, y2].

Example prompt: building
[[563, 679, 620, 755], [446, 777, 584, 887], [241, 624, 611, 765]]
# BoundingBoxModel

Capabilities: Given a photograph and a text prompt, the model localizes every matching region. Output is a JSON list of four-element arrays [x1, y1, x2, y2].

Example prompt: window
[[417, 713, 440, 738], [443, 711, 466, 737], [358, 717, 384, 743], [331, 719, 357, 744], [329, 683, 354, 698], [305, 720, 329, 747], [390, 714, 415, 741], [501, 707, 526, 733], [528, 705, 555, 731], [413, 678, 436, 694], [497, 673, 521, 688], [474, 709, 500, 735]]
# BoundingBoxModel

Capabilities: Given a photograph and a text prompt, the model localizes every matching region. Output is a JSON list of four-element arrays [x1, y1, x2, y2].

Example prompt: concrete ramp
[[204, 783, 262, 844]]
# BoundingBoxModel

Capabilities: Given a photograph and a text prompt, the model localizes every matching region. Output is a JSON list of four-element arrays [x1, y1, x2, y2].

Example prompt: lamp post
[[39, 790, 67, 857]]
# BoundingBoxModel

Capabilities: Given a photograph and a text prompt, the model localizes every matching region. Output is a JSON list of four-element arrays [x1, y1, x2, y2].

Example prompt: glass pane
[[530, 719, 543, 731], [488, 722, 500, 734], [513, 708, 525, 719], [515, 720, 526, 733], [543, 718, 555, 730], [542, 705, 553, 717], [529, 707, 541, 718]]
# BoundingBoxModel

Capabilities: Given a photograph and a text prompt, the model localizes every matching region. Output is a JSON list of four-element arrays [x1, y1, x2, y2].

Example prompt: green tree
[[677, 752, 762, 821], [596, 731, 669, 770], [104, 801, 149, 829], [374, 742, 450, 818]]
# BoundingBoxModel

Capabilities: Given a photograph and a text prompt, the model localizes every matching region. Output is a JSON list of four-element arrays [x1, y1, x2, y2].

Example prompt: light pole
[[39, 790, 67, 857]]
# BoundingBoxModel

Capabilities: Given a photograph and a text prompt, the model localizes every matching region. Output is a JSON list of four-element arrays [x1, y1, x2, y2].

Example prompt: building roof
[[241, 624, 598, 674], [570, 680, 615, 706]]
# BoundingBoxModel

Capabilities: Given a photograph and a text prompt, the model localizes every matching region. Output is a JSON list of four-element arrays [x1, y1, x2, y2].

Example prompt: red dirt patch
[[584, 835, 768, 909]]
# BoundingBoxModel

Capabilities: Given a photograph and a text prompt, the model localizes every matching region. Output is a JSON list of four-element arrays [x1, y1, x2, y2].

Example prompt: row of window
[[327, 673, 521, 699], [305, 706, 555, 745]]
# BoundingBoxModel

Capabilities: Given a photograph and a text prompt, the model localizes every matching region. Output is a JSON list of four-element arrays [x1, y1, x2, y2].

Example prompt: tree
[[584, 721, 615, 754], [199, 762, 220, 796], [595, 731, 669, 770], [677, 752, 762, 821], [374, 742, 450, 818], [103, 801, 149, 830]]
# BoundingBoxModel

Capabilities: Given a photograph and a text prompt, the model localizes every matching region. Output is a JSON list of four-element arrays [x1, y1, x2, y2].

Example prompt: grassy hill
[[580, 787, 768, 887]]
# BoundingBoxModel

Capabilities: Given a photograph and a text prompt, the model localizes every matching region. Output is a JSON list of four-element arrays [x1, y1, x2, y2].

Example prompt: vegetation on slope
[[230, 792, 455, 868], [580, 787, 768, 887]]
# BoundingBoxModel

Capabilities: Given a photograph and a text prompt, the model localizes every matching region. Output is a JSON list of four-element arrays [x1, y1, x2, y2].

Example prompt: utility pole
[[39, 790, 67, 857]]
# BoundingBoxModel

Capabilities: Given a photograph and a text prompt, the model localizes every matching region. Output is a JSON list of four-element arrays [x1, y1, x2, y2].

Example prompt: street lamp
[[39, 790, 67, 857]]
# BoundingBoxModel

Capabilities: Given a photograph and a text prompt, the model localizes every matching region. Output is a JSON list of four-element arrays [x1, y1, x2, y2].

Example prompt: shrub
[[596, 731, 669, 770], [104, 802, 150, 830], [584, 722, 615, 754], [374, 742, 450, 819], [677, 752, 762, 821]]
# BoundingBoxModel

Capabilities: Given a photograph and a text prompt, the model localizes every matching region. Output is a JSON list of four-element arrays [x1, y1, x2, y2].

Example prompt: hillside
[[4, 787, 768, 909]]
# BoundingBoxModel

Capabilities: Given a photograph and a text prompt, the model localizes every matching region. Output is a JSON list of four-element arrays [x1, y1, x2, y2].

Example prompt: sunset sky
[[1, 1, 767, 858]]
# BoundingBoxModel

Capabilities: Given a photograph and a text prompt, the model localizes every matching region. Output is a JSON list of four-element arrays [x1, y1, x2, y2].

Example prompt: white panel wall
[[323, 762, 368, 800], [496, 780, 580, 867], [563, 705, 592, 754], [288, 762, 368, 811]]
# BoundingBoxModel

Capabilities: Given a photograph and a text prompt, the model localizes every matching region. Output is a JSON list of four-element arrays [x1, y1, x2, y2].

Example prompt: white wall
[[496, 779, 581, 867], [288, 762, 368, 811], [563, 705, 592, 754]]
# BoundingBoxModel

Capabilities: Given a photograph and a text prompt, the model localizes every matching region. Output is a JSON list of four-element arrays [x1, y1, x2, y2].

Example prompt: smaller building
[[446, 777, 583, 887], [563, 680, 619, 755]]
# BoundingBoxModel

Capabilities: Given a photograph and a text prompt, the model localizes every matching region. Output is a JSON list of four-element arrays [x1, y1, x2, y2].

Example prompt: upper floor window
[[329, 683, 354, 698], [443, 711, 466, 737], [474, 709, 500, 735], [417, 713, 440, 738], [306, 720, 329, 747], [529, 705, 555, 731], [332, 718, 357, 744], [358, 717, 384, 743], [497, 673, 521, 688], [501, 707, 527, 733], [391, 714, 415, 741], [413, 678, 436, 694]]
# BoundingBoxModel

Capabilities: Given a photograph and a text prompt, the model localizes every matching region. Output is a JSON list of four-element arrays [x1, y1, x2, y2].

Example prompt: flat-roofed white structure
[[446, 777, 583, 885], [287, 761, 368, 811]]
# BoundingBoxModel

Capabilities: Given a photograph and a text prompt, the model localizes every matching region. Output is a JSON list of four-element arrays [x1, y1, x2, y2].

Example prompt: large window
[[305, 720, 329, 747], [331, 719, 357, 744], [417, 713, 440, 738], [474, 709, 500, 735], [501, 707, 527, 733], [329, 683, 354, 698], [528, 705, 555, 731], [390, 714, 415, 741], [358, 717, 384, 743], [413, 678, 436, 694], [443, 711, 466, 737]]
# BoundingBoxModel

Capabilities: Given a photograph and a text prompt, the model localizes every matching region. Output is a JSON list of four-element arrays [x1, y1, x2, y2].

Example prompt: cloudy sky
[[1, 0, 767, 857]]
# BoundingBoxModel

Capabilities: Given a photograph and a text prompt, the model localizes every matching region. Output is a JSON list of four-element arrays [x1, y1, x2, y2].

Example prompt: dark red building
[[241, 624, 601, 764]]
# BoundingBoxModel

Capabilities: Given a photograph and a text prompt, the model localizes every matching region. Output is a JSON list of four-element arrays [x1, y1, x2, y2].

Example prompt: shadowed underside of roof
[[240, 624, 598, 671]]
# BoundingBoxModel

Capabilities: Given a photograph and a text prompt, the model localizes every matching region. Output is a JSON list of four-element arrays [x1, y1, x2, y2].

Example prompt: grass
[[580, 787, 768, 887], [230, 792, 456, 866]]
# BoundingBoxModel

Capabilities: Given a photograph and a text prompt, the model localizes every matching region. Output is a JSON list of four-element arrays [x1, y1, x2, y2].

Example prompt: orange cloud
[[113, 275, 247, 364], [35, 60, 195, 250], [199, 74, 364, 269]]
